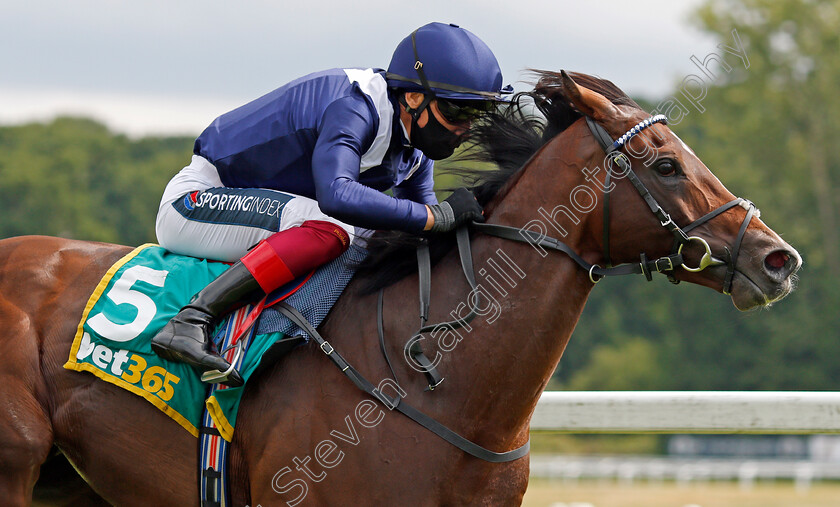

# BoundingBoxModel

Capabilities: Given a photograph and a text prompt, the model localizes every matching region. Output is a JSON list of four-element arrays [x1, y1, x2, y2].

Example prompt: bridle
[[282, 112, 762, 465], [475, 113, 760, 293], [402, 112, 761, 394], [584, 114, 760, 292]]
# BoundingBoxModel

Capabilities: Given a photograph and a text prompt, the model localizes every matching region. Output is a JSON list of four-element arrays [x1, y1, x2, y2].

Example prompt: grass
[[522, 479, 840, 507]]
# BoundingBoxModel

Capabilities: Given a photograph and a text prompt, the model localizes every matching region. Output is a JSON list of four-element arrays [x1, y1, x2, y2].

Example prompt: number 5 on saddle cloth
[[65, 243, 367, 440]]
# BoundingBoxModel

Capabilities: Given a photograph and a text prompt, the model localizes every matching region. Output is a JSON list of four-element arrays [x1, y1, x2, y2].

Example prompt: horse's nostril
[[765, 251, 791, 271]]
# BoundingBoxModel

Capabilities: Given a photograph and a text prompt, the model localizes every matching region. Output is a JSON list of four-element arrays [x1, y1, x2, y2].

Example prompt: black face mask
[[409, 104, 462, 161]]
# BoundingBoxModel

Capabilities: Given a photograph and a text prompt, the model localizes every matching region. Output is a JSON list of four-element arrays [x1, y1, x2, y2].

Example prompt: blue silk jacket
[[194, 68, 436, 232]]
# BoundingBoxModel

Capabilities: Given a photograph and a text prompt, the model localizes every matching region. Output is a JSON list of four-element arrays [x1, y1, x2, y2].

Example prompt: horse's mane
[[354, 71, 641, 293]]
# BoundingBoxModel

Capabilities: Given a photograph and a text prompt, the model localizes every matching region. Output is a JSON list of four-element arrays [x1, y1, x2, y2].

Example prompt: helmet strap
[[399, 92, 433, 122], [406, 29, 435, 120], [410, 30, 431, 90]]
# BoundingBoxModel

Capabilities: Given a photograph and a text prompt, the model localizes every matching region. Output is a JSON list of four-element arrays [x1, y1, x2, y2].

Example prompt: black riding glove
[[428, 188, 485, 233]]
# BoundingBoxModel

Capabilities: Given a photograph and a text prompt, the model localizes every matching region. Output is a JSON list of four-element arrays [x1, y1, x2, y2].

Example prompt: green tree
[[566, 337, 666, 391], [0, 117, 192, 245], [2, 3, 837, 394]]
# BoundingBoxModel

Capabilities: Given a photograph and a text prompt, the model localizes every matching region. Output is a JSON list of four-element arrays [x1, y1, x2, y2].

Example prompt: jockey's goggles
[[435, 97, 494, 124]]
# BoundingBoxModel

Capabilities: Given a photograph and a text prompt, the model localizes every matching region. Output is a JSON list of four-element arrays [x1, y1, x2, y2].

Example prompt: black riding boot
[[151, 261, 264, 387]]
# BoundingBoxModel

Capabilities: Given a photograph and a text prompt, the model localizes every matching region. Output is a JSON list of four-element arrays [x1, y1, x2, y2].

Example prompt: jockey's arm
[[393, 158, 437, 231], [311, 96, 431, 232], [393, 157, 437, 205]]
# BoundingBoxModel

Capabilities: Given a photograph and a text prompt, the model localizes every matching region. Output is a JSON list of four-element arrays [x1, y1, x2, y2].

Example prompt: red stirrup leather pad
[[241, 220, 350, 293]]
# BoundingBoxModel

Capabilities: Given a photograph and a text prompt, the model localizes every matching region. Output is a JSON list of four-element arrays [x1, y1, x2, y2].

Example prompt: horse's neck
[[320, 137, 600, 448], [420, 150, 599, 444]]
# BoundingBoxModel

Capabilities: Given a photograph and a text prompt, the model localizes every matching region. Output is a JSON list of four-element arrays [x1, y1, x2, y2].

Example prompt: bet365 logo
[[76, 265, 180, 401]]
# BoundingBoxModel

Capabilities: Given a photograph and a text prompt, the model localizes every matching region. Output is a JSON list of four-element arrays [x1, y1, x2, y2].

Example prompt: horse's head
[[357, 70, 801, 311], [555, 71, 801, 310]]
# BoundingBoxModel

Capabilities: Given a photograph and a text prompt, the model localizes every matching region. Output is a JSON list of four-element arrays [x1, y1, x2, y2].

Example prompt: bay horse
[[3, 71, 800, 506]]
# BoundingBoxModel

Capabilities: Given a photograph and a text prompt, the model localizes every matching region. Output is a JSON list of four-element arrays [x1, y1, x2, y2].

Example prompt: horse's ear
[[560, 70, 623, 122]]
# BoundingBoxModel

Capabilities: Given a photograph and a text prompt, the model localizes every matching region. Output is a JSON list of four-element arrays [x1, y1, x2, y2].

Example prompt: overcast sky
[[1, 0, 714, 137]]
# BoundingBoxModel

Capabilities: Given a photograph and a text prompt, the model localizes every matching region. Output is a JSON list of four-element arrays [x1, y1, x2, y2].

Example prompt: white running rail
[[530, 391, 840, 433]]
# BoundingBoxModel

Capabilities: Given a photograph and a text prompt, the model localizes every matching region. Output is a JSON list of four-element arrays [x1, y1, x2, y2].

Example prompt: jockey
[[151, 22, 511, 386]]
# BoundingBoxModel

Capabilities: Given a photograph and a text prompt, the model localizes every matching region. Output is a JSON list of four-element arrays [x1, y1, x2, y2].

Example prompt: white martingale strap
[[611, 114, 668, 152]]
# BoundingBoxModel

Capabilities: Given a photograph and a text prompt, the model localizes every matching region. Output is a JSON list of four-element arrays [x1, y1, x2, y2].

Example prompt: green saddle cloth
[[64, 244, 287, 440]]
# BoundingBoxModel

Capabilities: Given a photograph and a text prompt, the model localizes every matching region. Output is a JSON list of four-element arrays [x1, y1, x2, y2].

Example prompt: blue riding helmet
[[386, 22, 513, 102]]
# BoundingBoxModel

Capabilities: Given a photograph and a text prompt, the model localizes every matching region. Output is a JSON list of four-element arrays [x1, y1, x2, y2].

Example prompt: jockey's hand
[[427, 188, 485, 233]]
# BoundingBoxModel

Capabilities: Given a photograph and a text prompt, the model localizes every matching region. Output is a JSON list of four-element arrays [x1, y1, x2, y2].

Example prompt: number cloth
[[64, 242, 366, 439], [63, 244, 286, 437]]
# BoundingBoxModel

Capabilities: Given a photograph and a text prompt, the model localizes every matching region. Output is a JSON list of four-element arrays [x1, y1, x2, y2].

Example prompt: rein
[[282, 113, 761, 465], [392, 113, 761, 391], [275, 300, 530, 463]]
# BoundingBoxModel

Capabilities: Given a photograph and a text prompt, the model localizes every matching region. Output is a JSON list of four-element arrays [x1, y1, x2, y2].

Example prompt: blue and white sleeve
[[393, 156, 438, 205], [311, 95, 430, 232]]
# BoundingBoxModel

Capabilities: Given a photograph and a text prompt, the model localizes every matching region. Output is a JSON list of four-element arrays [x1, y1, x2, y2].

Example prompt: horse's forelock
[[532, 70, 643, 111]]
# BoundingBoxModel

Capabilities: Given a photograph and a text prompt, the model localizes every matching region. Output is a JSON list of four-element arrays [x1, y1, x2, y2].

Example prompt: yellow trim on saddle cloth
[[65, 360, 200, 438], [206, 395, 235, 442], [62, 243, 200, 438]]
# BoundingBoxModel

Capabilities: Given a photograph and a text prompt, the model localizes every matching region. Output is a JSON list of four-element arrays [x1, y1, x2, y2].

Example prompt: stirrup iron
[[200, 341, 243, 384]]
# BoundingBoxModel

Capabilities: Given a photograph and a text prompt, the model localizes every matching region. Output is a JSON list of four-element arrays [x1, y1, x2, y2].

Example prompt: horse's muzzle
[[727, 236, 802, 310]]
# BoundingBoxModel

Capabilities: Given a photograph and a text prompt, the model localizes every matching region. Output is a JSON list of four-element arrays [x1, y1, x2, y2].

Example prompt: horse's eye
[[654, 159, 677, 177]]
